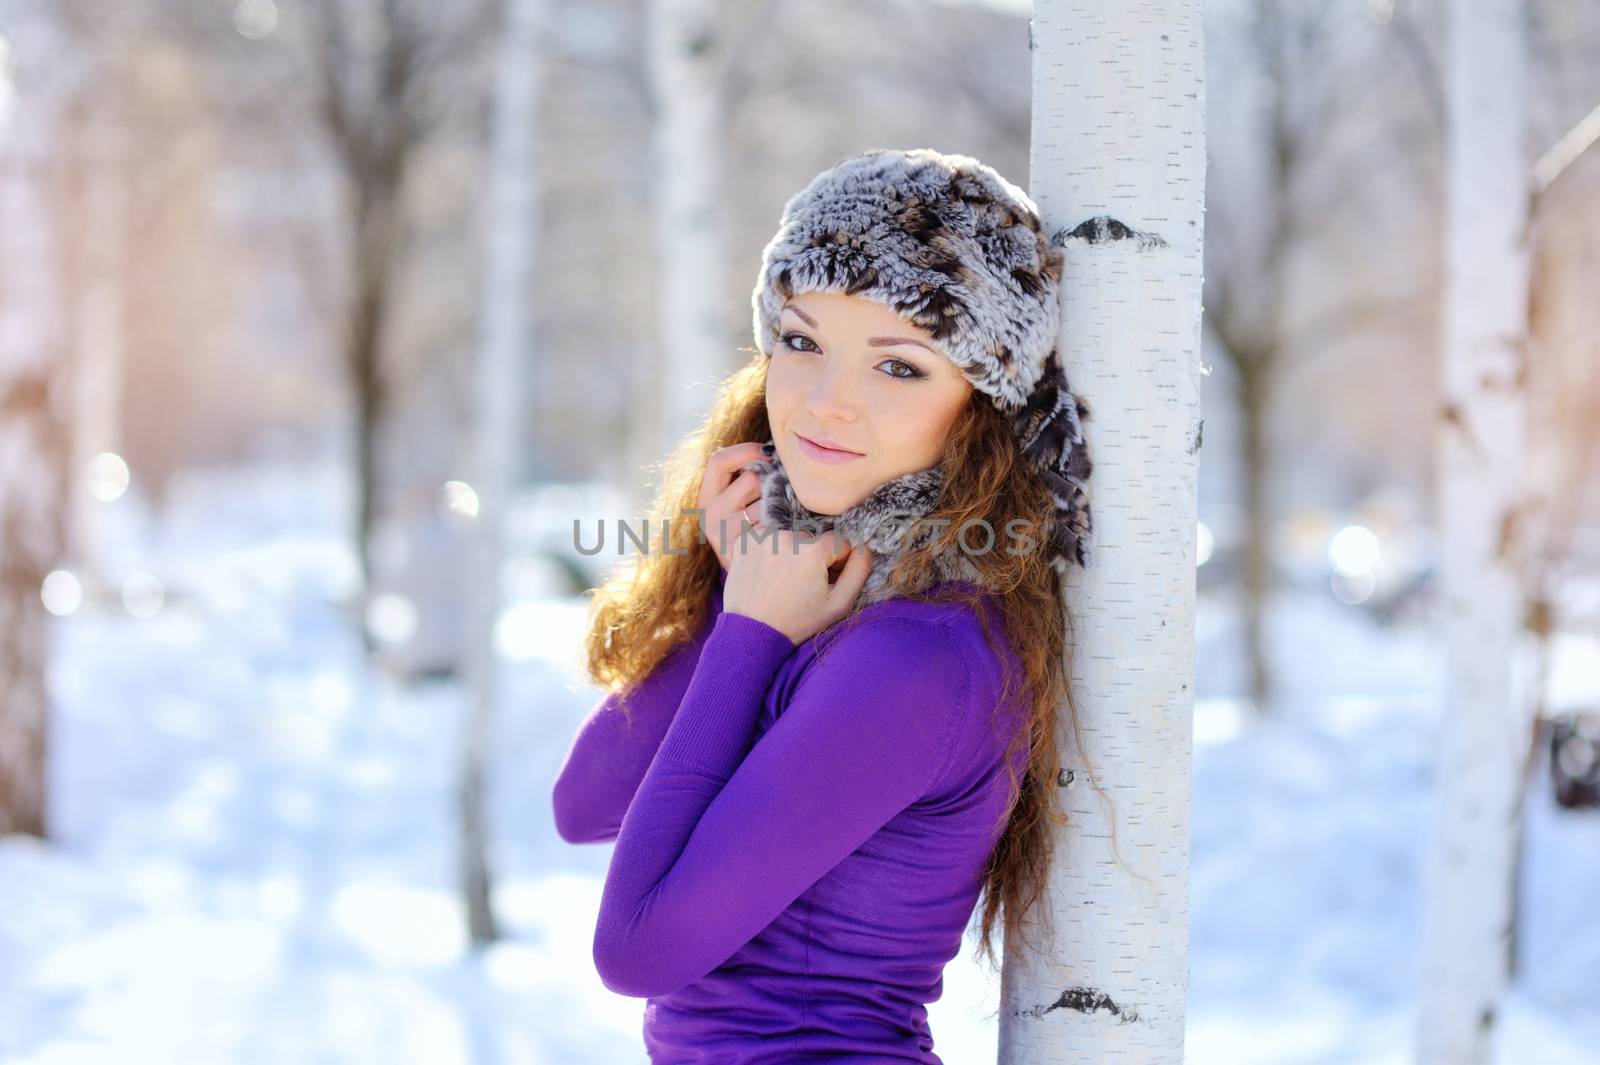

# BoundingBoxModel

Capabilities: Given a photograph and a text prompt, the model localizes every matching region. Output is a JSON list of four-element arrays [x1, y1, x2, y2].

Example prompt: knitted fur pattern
[[1011, 349, 1093, 571], [740, 443, 991, 609]]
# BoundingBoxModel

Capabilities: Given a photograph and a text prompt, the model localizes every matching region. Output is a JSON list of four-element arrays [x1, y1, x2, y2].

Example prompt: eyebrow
[[781, 303, 938, 353]]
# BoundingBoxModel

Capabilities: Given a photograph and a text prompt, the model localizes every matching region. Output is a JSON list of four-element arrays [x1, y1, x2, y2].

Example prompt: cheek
[[933, 384, 971, 433], [764, 360, 799, 419], [877, 380, 968, 459], [906, 410, 949, 455]]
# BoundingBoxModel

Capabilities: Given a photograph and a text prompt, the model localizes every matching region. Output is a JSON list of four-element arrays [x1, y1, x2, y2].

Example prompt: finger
[[712, 442, 772, 483], [699, 442, 771, 508], [721, 467, 762, 509], [823, 530, 855, 563], [697, 444, 764, 511], [710, 472, 761, 536], [827, 541, 876, 606], [730, 503, 767, 564], [825, 538, 852, 580], [709, 477, 761, 557], [809, 530, 847, 572], [708, 470, 759, 528]]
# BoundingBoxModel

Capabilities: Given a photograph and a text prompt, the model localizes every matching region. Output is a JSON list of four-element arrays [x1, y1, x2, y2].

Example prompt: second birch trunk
[[459, 0, 544, 945], [1416, 1, 1532, 1061], [633, 0, 728, 510]]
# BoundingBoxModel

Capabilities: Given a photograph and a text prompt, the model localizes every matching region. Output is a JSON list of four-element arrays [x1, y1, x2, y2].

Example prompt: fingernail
[[760, 442, 776, 456]]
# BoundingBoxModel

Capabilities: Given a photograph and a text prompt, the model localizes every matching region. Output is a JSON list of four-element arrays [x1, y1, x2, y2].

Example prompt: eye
[[878, 358, 927, 381], [779, 332, 927, 382]]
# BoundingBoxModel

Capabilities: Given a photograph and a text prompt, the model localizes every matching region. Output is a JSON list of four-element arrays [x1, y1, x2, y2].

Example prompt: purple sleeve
[[591, 612, 971, 999], [550, 568, 728, 844]]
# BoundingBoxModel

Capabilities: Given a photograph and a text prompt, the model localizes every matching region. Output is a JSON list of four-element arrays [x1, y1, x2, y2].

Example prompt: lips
[[796, 432, 863, 456], [793, 431, 865, 464]]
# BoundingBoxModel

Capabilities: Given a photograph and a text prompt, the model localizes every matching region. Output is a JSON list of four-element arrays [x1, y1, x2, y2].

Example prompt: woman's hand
[[696, 443, 770, 574], [723, 528, 875, 646]]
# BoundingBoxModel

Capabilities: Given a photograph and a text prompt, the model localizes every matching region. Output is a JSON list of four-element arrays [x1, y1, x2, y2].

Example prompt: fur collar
[[740, 438, 995, 608]]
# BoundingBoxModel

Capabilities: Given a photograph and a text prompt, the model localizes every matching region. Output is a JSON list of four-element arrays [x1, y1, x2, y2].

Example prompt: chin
[[787, 469, 852, 517]]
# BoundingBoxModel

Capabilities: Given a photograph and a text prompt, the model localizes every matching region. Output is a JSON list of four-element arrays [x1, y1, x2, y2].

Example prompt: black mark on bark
[[1014, 986, 1140, 1024], [1054, 216, 1168, 251]]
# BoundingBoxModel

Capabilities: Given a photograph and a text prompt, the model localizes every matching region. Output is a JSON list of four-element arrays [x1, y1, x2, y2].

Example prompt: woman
[[551, 147, 1094, 1063]]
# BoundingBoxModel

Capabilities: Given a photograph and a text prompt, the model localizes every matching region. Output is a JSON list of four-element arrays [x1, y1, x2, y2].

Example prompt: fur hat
[[748, 147, 1094, 574]]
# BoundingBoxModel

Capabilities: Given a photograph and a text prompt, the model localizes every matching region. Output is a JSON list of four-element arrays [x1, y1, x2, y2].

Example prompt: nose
[[805, 363, 858, 424]]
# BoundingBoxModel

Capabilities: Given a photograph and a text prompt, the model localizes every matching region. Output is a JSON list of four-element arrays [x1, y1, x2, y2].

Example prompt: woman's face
[[765, 290, 974, 515]]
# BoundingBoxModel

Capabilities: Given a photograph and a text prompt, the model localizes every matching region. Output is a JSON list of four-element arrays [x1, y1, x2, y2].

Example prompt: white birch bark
[[637, 0, 727, 504], [460, 0, 544, 944], [0, 0, 78, 838], [1416, 1, 1532, 1060], [999, 3, 1206, 1060]]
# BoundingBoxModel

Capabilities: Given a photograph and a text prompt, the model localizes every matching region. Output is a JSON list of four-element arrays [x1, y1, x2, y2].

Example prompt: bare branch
[[1533, 97, 1600, 198]]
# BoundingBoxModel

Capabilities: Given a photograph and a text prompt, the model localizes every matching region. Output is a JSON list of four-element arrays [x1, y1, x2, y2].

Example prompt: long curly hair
[[580, 350, 1091, 972]]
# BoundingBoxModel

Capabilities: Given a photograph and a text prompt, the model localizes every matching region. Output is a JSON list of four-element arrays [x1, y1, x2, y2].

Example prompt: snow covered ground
[[1, 460, 1596, 1064]]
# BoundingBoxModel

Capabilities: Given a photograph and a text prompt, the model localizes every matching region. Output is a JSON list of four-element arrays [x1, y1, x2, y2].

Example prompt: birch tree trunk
[[0, 0, 77, 839], [460, 0, 544, 945], [1416, 1, 1532, 1060], [999, 3, 1206, 1061], [634, 0, 727, 508]]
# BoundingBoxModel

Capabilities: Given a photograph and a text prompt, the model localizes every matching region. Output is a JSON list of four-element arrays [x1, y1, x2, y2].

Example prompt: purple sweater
[[551, 569, 1031, 1063]]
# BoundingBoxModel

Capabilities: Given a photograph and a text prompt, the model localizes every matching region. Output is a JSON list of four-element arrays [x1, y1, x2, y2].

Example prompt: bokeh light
[[88, 451, 132, 502], [1328, 524, 1380, 578], [41, 569, 83, 616], [443, 480, 480, 520], [123, 572, 166, 618], [366, 592, 419, 645], [1331, 568, 1377, 606], [233, 0, 279, 41]]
